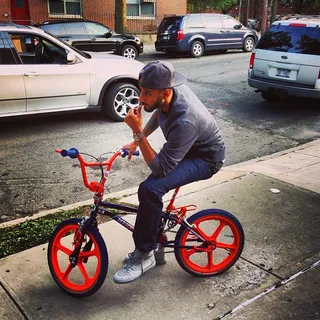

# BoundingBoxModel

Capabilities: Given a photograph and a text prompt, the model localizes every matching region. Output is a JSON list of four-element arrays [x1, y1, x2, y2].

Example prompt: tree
[[187, 0, 239, 14], [281, 0, 320, 14], [115, 0, 126, 33]]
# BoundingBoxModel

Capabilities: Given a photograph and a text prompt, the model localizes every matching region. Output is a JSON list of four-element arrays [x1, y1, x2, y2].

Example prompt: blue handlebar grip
[[61, 148, 79, 159], [121, 149, 139, 158]]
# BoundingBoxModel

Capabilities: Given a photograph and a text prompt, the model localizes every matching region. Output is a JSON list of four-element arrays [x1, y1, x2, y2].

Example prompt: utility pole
[[115, 0, 126, 34], [271, 0, 278, 24], [261, 0, 268, 35]]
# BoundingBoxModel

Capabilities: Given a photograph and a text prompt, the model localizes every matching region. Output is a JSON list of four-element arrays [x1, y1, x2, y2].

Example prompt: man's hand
[[123, 141, 139, 160], [124, 105, 143, 134]]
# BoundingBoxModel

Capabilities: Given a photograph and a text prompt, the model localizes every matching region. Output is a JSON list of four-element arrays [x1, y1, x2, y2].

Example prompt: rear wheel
[[261, 91, 282, 103], [174, 209, 244, 277], [190, 41, 204, 58], [120, 44, 138, 59], [104, 82, 140, 121], [243, 37, 255, 52], [48, 218, 108, 297]]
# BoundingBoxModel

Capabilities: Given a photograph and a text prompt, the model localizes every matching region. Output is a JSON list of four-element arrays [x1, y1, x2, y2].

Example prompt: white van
[[248, 17, 320, 102]]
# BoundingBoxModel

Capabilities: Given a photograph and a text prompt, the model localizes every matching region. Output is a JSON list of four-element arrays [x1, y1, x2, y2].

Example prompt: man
[[113, 61, 225, 284]]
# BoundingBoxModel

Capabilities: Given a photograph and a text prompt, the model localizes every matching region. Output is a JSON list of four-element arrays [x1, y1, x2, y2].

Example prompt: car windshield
[[257, 24, 320, 55], [43, 30, 91, 59], [159, 17, 181, 31]]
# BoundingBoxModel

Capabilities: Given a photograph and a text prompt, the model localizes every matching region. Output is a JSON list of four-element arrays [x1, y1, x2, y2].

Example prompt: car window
[[185, 15, 205, 28], [257, 24, 320, 55], [40, 24, 63, 36], [9, 33, 68, 64], [203, 15, 222, 28], [159, 17, 181, 31], [0, 32, 20, 64], [85, 22, 110, 35], [222, 16, 240, 29], [63, 22, 86, 35]]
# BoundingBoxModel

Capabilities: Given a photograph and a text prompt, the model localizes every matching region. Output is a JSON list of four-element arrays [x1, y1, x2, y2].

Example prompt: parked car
[[38, 19, 143, 60], [248, 17, 320, 102], [0, 23, 143, 121], [155, 13, 258, 58]]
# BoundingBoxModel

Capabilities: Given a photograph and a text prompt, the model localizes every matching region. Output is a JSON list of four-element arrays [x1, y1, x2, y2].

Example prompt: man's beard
[[143, 96, 164, 113]]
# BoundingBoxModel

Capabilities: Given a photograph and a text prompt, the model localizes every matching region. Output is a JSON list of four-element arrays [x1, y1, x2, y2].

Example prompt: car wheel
[[243, 37, 255, 52], [104, 82, 140, 121], [190, 41, 204, 58], [261, 91, 281, 103], [121, 45, 138, 59]]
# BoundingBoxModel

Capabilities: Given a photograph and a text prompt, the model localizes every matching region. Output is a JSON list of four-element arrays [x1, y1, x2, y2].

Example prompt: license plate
[[276, 68, 290, 78], [162, 35, 169, 40]]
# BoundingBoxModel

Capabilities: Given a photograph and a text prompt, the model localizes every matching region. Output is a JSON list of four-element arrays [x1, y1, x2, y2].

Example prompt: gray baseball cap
[[139, 60, 186, 89]]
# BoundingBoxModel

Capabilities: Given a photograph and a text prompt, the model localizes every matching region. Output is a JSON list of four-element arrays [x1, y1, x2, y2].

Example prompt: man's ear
[[162, 88, 172, 100]]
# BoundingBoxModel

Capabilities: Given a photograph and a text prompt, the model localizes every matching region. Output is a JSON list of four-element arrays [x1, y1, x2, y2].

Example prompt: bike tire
[[47, 218, 108, 297], [174, 209, 244, 277]]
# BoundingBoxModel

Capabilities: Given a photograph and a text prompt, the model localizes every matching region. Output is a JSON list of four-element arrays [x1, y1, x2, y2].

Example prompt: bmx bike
[[48, 148, 244, 297]]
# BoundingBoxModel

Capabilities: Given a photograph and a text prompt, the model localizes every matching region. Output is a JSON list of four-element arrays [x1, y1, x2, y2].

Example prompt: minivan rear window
[[159, 17, 181, 31], [257, 24, 320, 55]]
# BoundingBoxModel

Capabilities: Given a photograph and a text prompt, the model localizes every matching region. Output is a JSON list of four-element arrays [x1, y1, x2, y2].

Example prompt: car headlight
[[134, 37, 141, 44]]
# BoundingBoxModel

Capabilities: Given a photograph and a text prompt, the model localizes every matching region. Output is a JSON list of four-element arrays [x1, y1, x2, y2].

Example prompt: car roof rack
[[284, 14, 320, 20], [41, 18, 87, 25]]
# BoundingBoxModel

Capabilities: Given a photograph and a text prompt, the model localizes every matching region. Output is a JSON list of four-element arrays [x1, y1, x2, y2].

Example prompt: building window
[[48, 0, 82, 16], [127, 0, 155, 17]]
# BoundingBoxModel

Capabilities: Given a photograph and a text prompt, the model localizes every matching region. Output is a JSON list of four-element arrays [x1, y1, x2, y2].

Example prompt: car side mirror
[[105, 31, 112, 38], [67, 52, 76, 63], [234, 24, 242, 29]]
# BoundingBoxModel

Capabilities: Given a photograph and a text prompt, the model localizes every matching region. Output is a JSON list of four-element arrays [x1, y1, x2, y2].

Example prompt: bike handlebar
[[55, 147, 139, 194]]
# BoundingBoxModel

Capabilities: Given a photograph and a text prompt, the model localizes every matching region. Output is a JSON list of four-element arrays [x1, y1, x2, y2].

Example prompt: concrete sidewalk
[[0, 140, 319, 320]]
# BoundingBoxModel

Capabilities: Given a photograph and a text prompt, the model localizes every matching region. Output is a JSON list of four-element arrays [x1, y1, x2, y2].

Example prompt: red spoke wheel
[[48, 218, 108, 297], [174, 209, 244, 277]]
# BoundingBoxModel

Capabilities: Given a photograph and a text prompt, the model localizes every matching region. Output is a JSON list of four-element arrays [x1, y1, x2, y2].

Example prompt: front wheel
[[120, 44, 138, 59], [190, 41, 204, 58], [47, 218, 108, 297], [104, 82, 140, 121], [174, 209, 244, 277]]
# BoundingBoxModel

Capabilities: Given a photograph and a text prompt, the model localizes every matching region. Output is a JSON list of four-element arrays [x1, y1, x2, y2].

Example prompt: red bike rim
[[50, 223, 102, 292], [179, 214, 242, 274]]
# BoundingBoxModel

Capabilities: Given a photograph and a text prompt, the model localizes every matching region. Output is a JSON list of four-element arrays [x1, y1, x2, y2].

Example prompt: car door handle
[[220, 30, 225, 33], [24, 72, 39, 77]]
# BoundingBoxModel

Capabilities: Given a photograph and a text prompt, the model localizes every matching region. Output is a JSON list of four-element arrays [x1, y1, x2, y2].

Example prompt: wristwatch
[[133, 132, 145, 142]]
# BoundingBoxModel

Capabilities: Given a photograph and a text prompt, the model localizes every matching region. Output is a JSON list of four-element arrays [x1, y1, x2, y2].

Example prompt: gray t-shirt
[[150, 84, 225, 177]]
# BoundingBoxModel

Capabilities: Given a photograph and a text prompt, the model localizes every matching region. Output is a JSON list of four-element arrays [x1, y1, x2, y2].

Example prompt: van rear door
[[157, 16, 182, 46], [253, 23, 320, 87]]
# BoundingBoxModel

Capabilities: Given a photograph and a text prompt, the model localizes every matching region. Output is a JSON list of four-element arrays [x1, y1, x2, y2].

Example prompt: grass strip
[[0, 199, 137, 259]]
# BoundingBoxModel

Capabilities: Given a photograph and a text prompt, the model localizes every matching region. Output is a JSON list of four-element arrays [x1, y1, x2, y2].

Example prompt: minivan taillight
[[177, 30, 184, 40], [249, 52, 255, 69]]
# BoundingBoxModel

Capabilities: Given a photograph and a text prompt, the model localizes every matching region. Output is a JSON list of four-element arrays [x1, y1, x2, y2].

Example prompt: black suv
[[38, 20, 143, 59], [155, 13, 258, 58]]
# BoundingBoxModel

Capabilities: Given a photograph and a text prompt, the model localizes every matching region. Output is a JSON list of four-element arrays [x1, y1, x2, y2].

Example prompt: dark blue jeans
[[133, 158, 223, 253]]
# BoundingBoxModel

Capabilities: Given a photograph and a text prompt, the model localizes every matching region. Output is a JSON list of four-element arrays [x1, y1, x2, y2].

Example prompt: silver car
[[248, 17, 320, 102]]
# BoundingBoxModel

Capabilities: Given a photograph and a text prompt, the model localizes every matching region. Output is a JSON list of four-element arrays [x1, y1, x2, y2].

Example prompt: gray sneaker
[[113, 249, 156, 284], [124, 247, 167, 265]]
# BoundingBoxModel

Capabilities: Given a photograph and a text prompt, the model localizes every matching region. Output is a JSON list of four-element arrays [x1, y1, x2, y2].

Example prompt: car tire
[[261, 91, 281, 103], [243, 37, 255, 52], [190, 41, 204, 58], [120, 45, 138, 59], [104, 82, 140, 121]]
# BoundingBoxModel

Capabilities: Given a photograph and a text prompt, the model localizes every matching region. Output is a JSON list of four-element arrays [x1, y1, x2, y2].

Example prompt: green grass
[[0, 198, 137, 259]]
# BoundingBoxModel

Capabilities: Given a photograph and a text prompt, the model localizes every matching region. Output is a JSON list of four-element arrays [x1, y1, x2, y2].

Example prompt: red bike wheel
[[48, 218, 108, 297], [174, 209, 244, 277]]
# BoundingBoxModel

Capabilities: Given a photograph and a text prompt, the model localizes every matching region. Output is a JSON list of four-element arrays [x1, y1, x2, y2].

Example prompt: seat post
[[166, 187, 180, 211]]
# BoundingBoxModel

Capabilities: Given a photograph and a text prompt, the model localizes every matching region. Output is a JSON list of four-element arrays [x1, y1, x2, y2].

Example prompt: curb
[[1, 139, 319, 229]]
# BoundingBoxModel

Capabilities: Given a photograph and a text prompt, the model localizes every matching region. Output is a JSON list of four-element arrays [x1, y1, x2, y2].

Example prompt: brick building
[[1, 0, 187, 32]]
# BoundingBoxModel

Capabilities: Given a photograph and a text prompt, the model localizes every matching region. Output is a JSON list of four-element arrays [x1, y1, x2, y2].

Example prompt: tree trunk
[[242, 0, 250, 27], [271, 0, 278, 24], [115, 0, 126, 34], [261, 0, 268, 35]]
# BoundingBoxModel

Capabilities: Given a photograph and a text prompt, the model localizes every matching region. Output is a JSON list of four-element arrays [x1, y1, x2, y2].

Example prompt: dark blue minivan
[[155, 13, 258, 57]]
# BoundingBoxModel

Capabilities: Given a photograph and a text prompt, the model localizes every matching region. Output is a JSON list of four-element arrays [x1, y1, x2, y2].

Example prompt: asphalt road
[[0, 50, 319, 222]]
